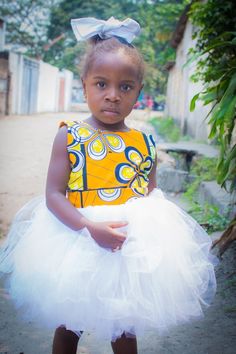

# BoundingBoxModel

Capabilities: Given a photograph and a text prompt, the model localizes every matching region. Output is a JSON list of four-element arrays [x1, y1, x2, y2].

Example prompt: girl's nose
[[105, 88, 121, 102]]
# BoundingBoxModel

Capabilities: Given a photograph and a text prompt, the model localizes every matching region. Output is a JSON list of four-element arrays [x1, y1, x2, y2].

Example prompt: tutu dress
[[0, 121, 217, 341]]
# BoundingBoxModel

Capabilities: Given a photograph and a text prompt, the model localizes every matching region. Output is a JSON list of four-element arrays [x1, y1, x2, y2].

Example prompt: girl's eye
[[121, 84, 132, 92], [97, 82, 106, 89]]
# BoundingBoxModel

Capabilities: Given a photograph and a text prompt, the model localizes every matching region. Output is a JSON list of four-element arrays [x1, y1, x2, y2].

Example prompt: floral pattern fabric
[[60, 121, 156, 207]]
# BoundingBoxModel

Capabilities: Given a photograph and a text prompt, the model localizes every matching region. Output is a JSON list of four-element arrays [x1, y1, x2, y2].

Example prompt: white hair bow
[[71, 17, 141, 44]]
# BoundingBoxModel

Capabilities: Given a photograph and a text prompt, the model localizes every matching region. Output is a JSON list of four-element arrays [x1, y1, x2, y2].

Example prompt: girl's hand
[[86, 221, 127, 251]]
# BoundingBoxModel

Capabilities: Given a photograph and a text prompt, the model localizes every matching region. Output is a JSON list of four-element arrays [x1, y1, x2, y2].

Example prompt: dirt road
[[0, 112, 235, 354]]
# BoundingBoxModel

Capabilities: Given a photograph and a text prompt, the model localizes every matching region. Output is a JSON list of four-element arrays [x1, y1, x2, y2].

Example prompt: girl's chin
[[91, 115, 125, 127]]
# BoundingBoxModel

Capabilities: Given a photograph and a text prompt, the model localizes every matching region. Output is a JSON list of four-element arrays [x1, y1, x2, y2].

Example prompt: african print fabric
[[60, 121, 156, 207]]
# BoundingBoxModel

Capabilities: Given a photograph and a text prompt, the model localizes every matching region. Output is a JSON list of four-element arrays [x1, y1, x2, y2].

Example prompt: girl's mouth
[[102, 109, 120, 116]]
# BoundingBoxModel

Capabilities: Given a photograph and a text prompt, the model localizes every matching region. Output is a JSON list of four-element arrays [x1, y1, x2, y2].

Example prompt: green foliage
[[44, 0, 188, 93], [183, 156, 218, 200], [188, 0, 236, 193], [134, 0, 190, 93], [155, 94, 166, 104], [188, 202, 230, 233], [183, 156, 229, 232], [190, 156, 218, 181], [0, 0, 57, 57], [149, 116, 181, 142], [1, 0, 189, 93]]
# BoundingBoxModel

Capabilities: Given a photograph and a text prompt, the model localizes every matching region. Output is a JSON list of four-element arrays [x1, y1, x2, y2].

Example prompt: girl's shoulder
[[132, 128, 156, 147], [59, 120, 82, 129], [127, 128, 156, 161]]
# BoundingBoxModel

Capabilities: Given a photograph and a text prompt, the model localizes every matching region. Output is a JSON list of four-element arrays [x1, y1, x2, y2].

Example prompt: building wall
[[166, 21, 210, 140], [63, 69, 73, 112], [8, 52, 24, 114], [0, 52, 9, 115], [0, 19, 6, 51], [37, 61, 59, 113], [3, 51, 73, 115]]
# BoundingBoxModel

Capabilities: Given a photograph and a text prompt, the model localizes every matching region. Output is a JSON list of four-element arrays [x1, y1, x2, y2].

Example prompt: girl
[[0, 17, 216, 354]]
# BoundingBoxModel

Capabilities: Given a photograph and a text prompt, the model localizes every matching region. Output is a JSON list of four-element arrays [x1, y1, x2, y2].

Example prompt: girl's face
[[82, 51, 143, 129]]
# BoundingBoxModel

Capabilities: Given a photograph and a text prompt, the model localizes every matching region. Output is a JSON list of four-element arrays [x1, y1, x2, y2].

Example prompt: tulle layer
[[0, 189, 217, 340]]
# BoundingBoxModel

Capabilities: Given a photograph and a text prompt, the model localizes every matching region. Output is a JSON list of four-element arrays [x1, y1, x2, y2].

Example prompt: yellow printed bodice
[[60, 121, 156, 208]]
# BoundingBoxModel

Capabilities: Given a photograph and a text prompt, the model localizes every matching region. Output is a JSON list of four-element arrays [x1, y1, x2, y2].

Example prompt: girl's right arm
[[46, 126, 126, 250]]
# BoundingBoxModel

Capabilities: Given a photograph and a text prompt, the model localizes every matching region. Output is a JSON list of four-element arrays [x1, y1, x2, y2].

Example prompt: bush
[[188, 201, 229, 233], [149, 116, 181, 142], [183, 156, 230, 232]]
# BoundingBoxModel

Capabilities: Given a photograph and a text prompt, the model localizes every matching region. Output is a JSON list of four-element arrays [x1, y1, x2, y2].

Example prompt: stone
[[157, 167, 195, 193], [198, 181, 236, 218], [156, 149, 176, 168]]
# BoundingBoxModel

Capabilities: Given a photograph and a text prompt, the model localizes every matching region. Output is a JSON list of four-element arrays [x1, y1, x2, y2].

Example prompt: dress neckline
[[81, 121, 134, 134]]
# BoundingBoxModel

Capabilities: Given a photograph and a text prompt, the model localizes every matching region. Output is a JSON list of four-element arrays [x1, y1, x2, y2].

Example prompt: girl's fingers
[[108, 221, 128, 239], [112, 245, 122, 252], [111, 230, 127, 240], [109, 221, 128, 228]]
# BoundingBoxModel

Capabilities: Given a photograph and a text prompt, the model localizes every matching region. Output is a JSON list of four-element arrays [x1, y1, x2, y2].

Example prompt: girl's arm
[[46, 126, 126, 249], [148, 155, 157, 194]]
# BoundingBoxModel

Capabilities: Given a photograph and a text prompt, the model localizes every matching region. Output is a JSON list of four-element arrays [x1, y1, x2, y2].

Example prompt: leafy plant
[[182, 156, 229, 233], [190, 156, 218, 181], [188, 0, 236, 193], [188, 202, 229, 233], [44, 0, 189, 93], [0, 0, 190, 94], [149, 116, 181, 142], [183, 156, 217, 200], [0, 0, 57, 57]]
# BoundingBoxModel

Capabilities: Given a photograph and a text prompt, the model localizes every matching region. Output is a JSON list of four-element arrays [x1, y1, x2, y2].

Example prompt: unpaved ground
[[0, 112, 235, 354]]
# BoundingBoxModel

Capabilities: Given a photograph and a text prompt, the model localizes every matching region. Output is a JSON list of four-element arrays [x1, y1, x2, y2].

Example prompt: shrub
[[149, 116, 181, 142]]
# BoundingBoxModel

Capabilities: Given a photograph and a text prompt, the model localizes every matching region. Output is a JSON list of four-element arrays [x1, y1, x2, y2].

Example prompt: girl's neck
[[84, 116, 130, 132]]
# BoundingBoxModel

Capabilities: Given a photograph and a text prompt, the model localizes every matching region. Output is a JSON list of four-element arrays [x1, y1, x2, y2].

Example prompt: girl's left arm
[[148, 155, 157, 194]]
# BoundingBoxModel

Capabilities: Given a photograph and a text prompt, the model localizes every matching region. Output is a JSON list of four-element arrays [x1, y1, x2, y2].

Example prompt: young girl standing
[[0, 17, 216, 354]]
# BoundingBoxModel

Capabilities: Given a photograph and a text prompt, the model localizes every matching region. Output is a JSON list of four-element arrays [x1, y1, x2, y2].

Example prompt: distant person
[[147, 95, 153, 110], [144, 95, 154, 118], [0, 17, 217, 354]]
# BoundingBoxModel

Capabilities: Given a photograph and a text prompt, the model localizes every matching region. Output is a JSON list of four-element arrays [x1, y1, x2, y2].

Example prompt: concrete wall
[[8, 52, 24, 114], [37, 61, 59, 113], [166, 21, 210, 140], [4, 51, 74, 115], [0, 53, 9, 115], [63, 69, 73, 112]]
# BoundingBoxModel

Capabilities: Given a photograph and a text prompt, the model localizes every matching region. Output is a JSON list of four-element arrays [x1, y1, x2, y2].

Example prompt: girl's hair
[[81, 36, 145, 83]]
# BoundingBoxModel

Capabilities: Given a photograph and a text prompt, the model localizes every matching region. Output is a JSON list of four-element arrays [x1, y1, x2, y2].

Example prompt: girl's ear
[[136, 83, 144, 102], [81, 77, 87, 100], [139, 83, 144, 96]]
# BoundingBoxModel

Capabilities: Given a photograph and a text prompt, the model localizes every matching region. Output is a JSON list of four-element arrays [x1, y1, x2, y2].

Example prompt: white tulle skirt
[[0, 189, 217, 340]]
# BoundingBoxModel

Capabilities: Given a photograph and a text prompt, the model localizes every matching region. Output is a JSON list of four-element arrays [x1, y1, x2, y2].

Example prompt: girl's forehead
[[88, 51, 140, 80]]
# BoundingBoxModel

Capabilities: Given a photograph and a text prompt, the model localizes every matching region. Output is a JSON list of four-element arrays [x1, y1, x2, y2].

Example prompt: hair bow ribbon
[[71, 17, 141, 44]]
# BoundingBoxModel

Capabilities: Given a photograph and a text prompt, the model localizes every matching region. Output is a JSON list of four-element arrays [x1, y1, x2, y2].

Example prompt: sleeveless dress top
[[60, 121, 156, 208]]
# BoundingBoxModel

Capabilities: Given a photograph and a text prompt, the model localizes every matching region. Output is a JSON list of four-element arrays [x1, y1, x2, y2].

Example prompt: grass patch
[[187, 202, 229, 233], [149, 116, 182, 142], [183, 156, 230, 232], [184, 157, 218, 199]]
